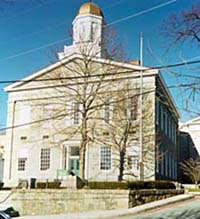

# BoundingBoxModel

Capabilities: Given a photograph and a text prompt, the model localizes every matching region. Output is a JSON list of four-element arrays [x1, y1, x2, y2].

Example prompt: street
[[114, 197, 200, 219]]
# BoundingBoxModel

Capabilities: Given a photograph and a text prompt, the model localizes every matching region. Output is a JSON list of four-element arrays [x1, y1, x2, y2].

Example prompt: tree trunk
[[118, 150, 125, 181], [79, 112, 87, 181]]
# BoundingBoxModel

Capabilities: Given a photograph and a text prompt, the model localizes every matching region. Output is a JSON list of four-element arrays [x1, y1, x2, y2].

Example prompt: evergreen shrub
[[36, 181, 61, 189], [88, 181, 128, 189], [88, 181, 175, 190]]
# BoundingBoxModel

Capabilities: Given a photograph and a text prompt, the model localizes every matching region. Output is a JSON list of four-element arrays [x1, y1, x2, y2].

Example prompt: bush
[[37, 181, 61, 189], [87, 181, 175, 190], [127, 181, 145, 189], [128, 181, 175, 190], [145, 181, 176, 190], [88, 181, 128, 189], [36, 182, 46, 189]]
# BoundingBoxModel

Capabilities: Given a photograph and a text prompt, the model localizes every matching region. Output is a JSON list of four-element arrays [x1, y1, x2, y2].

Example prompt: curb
[[19, 194, 194, 219]]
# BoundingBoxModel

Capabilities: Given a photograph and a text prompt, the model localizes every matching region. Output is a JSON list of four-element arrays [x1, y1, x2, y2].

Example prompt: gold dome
[[78, 2, 103, 17]]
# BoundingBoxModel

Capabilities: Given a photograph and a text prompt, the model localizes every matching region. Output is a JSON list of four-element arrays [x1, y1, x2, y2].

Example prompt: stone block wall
[[11, 189, 129, 216], [9, 189, 184, 216], [129, 189, 184, 207]]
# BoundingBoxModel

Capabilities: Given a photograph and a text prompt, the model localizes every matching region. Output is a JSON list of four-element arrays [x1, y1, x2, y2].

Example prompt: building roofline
[[5, 53, 157, 92], [180, 117, 200, 128], [157, 73, 180, 119]]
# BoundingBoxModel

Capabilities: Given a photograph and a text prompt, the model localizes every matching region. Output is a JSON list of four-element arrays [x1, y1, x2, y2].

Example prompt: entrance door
[[68, 146, 80, 176], [69, 158, 79, 176]]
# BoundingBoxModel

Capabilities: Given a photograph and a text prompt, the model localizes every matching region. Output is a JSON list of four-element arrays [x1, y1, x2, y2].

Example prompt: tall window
[[72, 102, 80, 125], [165, 152, 168, 177], [43, 105, 51, 128], [18, 158, 27, 171], [91, 22, 97, 41], [18, 105, 31, 125], [100, 146, 111, 170], [40, 148, 50, 171], [163, 112, 167, 133], [104, 99, 110, 123], [160, 106, 164, 131], [156, 100, 159, 125], [128, 155, 138, 170], [126, 97, 137, 121]]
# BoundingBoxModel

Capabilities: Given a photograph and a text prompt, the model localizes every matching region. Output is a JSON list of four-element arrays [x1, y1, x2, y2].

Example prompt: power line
[[0, 81, 199, 132], [108, 0, 176, 26], [0, 88, 161, 132], [0, 38, 69, 62], [0, 21, 67, 45], [153, 60, 200, 70], [0, 0, 177, 62], [0, 0, 57, 22], [0, 0, 127, 46], [1, 59, 200, 85]]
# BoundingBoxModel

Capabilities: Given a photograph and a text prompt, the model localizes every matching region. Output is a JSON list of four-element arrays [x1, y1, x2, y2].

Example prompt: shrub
[[88, 181, 128, 189], [127, 181, 145, 189], [145, 181, 176, 190], [128, 181, 175, 190], [87, 181, 176, 190], [47, 181, 61, 189], [36, 182, 47, 189], [36, 181, 61, 189]]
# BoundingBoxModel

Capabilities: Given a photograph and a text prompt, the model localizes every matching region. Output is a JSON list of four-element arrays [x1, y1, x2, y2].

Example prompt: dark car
[[1, 207, 20, 218], [0, 212, 11, 219]]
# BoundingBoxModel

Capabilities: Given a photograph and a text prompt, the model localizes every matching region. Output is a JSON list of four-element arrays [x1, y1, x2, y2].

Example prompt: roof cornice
[[5, 53, 158, 92]]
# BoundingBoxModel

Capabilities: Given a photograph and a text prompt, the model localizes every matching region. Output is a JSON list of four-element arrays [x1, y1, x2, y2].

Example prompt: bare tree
[[21, 25, 130, 183], [91, 82, 161, 181], [162, 3, 200, 46], [92, 83, 139, 181], [180, 157, 200, 186]]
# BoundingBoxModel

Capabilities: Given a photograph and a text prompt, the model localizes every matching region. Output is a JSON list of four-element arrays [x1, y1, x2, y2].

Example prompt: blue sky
[[0, 0, 199, 128]]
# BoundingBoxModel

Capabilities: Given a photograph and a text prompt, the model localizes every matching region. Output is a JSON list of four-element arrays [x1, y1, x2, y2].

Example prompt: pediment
[[4, 54, 154, 92], [4, 54, 81, 92]]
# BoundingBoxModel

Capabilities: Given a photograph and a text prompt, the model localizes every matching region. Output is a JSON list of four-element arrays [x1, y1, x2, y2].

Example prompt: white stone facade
[[3, 2, 179, 187]]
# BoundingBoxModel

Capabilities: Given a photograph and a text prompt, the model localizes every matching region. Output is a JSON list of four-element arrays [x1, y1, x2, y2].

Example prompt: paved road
[[114, 197, 200, 219]]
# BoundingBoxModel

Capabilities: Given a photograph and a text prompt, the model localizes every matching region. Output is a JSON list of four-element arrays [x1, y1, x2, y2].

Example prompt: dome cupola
[[72, 1, 104, 47], [58, 2, 105, 59], [78, 2, 103, 17]]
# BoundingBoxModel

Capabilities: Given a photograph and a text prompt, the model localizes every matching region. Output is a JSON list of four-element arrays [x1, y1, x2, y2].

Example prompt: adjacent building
[[179, 117, 200, 155], [3, 2, 179, 187], [178, 117, 200, 183]]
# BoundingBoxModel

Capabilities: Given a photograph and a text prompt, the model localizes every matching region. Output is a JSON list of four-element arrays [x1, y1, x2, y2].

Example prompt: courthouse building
[[3, 2, 179, 186]]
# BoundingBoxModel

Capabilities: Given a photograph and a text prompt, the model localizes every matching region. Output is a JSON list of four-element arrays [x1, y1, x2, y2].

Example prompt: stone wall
[[10, 189, 184, 216], [129, 189, 184, 207], [11, 189, 129, 216]]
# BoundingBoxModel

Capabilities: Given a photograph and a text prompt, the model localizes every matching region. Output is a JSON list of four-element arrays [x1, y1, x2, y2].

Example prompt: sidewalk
[[18, 194, 194, 219]]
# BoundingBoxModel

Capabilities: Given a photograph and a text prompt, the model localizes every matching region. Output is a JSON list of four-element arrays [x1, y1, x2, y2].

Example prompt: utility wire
[[0, 0, 57, 22], [1, 59, 200, 85], [0, 38, 68, 62], [0, 81, 198, 132], [108, 0, 176, 26], [0, 21, 67, 45], [0, 0, 177, 62]]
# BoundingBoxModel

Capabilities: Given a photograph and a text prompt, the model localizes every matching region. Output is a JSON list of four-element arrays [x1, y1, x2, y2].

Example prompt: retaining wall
[[10, 189, 184, 216]]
